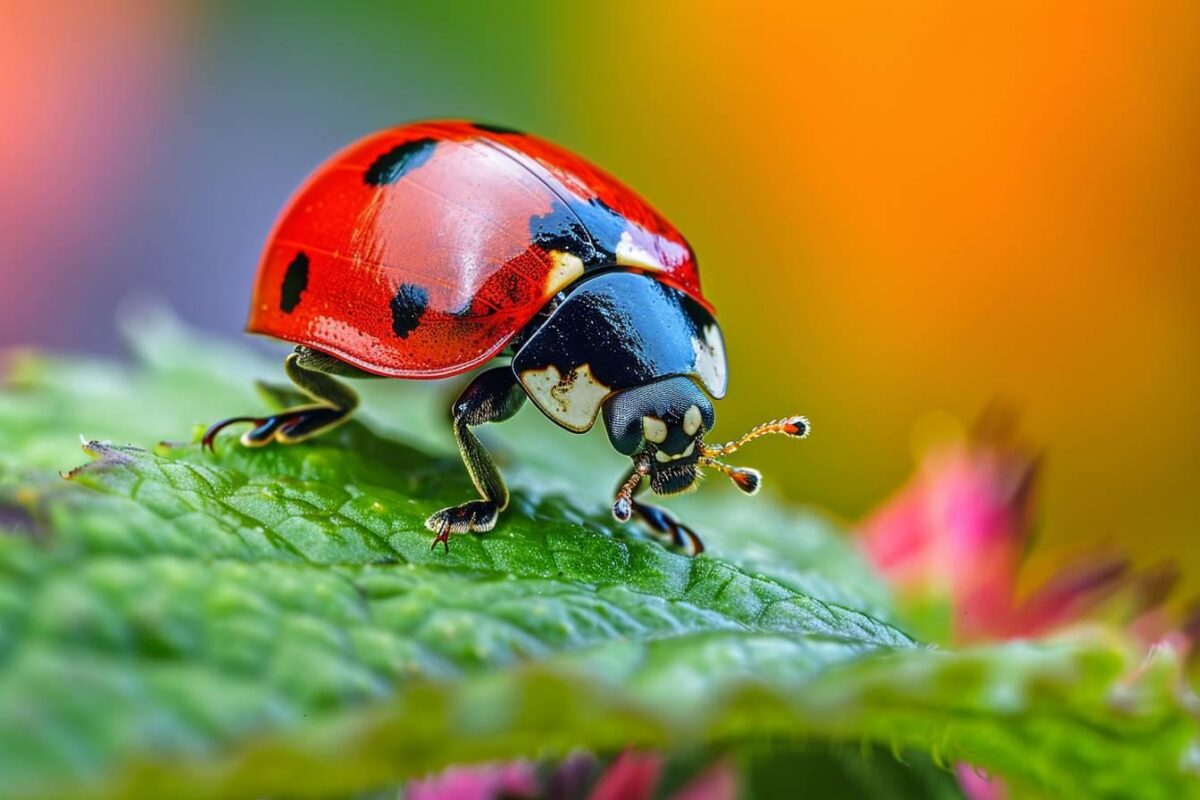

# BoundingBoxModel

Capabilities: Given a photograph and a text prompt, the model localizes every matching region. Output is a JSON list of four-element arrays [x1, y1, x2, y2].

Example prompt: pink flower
[[407, 761, 539, 800], [859, 408, 1194, 800], [954, 764, 1006, 800], [586, 751, 661, 800], [858, 408, 1148, 643], [404, 751, 737, 800], [588, 752, 736, 800]]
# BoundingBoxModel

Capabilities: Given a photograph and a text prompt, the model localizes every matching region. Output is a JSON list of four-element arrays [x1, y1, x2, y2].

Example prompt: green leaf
[[0, 312, 1195, 799], [735, 744, 966, 799]]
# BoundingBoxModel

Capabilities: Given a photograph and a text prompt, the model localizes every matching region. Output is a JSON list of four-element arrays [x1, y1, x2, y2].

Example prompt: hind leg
[[203, 347, 361, 449]]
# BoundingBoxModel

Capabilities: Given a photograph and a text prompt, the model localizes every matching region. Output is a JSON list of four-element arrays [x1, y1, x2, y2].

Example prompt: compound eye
[[683, 404, 703, 436], [642, 416, 668, 443]]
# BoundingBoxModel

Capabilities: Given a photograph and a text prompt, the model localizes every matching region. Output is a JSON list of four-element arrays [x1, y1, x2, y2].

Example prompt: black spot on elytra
[[280, 252, 309, 313], [364, 138, 437, 185], [472, 121, 523, 136], [390, 283, 429, 339], [529, 197, 628, 269]]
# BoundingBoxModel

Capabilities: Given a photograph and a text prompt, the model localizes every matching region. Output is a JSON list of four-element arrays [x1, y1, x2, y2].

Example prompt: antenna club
[[731, 467, 761, 495], [783, 416, 810, 438]]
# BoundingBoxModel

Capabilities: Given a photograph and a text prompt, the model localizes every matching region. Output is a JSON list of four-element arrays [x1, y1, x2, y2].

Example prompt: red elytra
[[247, 120, 709, 379]]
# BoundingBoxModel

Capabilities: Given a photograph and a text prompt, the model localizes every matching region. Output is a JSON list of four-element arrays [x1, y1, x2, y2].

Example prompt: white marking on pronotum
[[642, 416, 668, 443], [615, 231, 666, 271], [546, 250, 585, 290], [691, 324, 728, 397], [683, 404, 702, 436], [519, 363, 611, 432]]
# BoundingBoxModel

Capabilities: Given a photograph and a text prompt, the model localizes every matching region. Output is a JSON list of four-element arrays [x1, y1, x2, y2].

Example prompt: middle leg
[[425, 367, 527, 551]]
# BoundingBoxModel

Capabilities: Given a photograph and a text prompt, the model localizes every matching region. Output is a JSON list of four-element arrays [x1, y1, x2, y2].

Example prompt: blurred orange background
[[2, 2, 1197, 585]]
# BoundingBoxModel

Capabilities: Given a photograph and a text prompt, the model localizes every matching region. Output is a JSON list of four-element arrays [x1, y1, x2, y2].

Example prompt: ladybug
[[204, 120, 809, 554]]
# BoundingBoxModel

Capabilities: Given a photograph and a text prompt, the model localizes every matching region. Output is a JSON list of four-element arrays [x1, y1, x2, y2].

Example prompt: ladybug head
[[603, 376, 810, 517], [603, 376, 715, 496]]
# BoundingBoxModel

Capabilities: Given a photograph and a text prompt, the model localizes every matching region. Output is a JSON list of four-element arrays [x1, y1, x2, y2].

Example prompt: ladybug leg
[[203, 347, 360, 450], [424, 368, 526, 550], [612, 466, 705, 556]]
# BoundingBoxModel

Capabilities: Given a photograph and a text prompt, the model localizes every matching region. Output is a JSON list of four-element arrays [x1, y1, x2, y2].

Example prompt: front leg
[[426, 367, 526, 551], [612, 464, 705, 556]]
